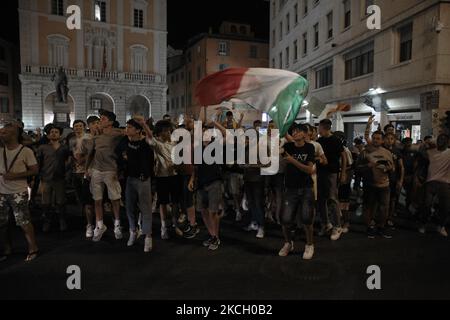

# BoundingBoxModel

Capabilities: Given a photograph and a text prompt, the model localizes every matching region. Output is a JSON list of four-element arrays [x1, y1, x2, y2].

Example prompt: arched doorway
[[126, 95, 151, 120], [88, 92, 115, 117], [44, 92, 75, 127]]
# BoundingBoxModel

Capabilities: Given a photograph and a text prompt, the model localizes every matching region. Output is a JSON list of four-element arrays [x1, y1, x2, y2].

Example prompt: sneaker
[[208, 238, 221, 251], [59, 218, 68, 232], [161, 227, 170, 240], [136, 228, 143, 240], [278, 242, 294, 257], [183, 225, 200, 239], [203, 237, 215, 247], [303, 245, 315, 260], [367, 226, 376, 239], [378, 227, 393, 239], [330, 227, 343, 241], [93, 225, 107, 242], [127, 231, 137, 247], [418, 226, 426, 234], [256, 227, 265, 239], [86, 225, 94, 238], [235, 211, 243, 222], [144, 237, 153, 253], [177, 214, 187, 225], [114, 225, 123, 240], [175, 226, 184, 237], [245, 222, 258, 232], [318, 223, 333, 237], [387, 220, 396, 230], [438, 227, 448, 238], [342, 223, 350, 234]]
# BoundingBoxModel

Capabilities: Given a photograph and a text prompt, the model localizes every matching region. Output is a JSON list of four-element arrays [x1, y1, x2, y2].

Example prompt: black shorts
[[73, 173, 94, 206], [156, 176, 180, 205], [338, 184, 351, 202], [179, 175, 194, 210]]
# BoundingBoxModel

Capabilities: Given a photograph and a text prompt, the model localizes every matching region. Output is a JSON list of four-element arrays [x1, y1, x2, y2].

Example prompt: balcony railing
[[23, 66, 165, 84]]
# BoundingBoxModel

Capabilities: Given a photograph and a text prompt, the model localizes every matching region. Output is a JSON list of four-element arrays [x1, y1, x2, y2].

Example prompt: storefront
[[387, 112, 421, 143]]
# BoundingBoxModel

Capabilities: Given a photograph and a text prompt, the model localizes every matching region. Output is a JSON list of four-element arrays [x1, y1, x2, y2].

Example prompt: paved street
[[1, 205, 449, 300]]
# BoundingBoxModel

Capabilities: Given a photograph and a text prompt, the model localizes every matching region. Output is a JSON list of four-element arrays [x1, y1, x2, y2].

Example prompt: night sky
[[0, 0, 269, 48]]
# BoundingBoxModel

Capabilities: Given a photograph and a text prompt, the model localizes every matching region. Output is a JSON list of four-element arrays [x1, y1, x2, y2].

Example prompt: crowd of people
[[0, 107, 449, 262]]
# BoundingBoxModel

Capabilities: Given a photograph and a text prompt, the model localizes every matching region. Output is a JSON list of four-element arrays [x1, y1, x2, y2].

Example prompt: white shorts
[[90, 170, 122, 201]]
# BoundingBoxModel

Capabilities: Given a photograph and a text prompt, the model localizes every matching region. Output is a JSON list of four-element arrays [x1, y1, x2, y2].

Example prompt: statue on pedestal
[[51, 66, 69, 104]]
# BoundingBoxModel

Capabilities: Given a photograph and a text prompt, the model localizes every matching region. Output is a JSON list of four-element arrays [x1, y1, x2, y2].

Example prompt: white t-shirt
[[0, 145, 37, 195], [427, 148, 450, 184], [146, 137, 176, 177]]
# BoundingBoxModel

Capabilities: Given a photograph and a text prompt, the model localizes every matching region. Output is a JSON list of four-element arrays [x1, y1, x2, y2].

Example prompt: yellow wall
[[31, 0, 159, 73], [123, 30, 155, 72], [38, 16, 78, 68]]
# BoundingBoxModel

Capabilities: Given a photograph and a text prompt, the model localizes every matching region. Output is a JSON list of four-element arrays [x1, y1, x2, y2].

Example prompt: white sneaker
[[256, 227, 265, 239], [235, 211, 243, 222], [419, 226, 426, 234], [303, 245, 315, 260], [86, 225, 94, 239], [331, 227, 343, 241], [144, 237, 153, 253], [278, 242, 294, 257], [93, 225, 107, 242], [161, 227, 170, 240], [342, 223, 350, 234], [245, 222, 258, 232], [438, 227, 448, 238], [114, 225, 123, 240], [136, 228, 143, 240], [127, 231, 137, 247]]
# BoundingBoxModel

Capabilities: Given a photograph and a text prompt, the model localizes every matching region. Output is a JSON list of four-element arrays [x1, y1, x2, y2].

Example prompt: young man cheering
[[120, 118, 154, 252], [278, 124, 316, 260], [357, 131, 394, 239], [86, 110, 125, 242]]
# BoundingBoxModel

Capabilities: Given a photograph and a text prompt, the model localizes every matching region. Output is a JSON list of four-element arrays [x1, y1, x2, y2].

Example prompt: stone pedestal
[[53, 102, 71, 128]]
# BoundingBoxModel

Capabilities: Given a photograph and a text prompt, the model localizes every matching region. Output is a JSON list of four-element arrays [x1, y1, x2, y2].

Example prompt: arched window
[[48, 35, 70, 67], [230, 25, 238, 33], [130, 45, 148, 73]]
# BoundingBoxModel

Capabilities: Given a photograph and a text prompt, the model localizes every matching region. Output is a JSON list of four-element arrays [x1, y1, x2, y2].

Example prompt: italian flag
[[195, 68, 309, 136]]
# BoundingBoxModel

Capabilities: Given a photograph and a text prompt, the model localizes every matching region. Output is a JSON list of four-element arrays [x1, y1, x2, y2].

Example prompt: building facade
[[167, 21, 269, 123], [19, 0, 167, 129], [0, 39, 21, 120], [167, 45, 185, 122], [270, 0, 450, 141]]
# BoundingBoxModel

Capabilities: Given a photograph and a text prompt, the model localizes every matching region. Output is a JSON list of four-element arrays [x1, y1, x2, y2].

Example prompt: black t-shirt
[[118, 138, 154, 179], [284, 142, 315, 189], [318, 135, 344, 174], [196, 145, 223, 189], [401, 149, 418, 175]]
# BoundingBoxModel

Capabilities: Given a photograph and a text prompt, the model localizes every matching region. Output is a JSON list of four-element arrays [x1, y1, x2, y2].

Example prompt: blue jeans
[[125, 177, 153, 236]]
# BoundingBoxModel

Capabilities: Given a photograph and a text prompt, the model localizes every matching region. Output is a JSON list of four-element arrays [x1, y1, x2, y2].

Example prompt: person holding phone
[[356, 131, 394, 239]]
